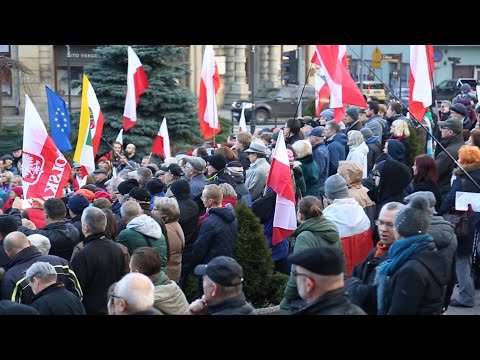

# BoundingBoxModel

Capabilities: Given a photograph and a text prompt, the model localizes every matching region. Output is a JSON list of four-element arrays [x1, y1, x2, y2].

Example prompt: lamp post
[[66, 45, 71, 114], [250, 45, 256, 135]]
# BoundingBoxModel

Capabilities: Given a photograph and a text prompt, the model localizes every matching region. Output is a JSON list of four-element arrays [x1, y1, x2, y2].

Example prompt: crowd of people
[[0, 93, 478, 315]]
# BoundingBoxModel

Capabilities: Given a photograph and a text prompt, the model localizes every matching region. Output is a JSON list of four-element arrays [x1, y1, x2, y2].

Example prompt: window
[[0, 45, 12, 97]]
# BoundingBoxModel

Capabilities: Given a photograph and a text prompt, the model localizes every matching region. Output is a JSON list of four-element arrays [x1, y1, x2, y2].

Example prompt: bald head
[[115, 272, 154, 314], [4, 231, 31, 258]]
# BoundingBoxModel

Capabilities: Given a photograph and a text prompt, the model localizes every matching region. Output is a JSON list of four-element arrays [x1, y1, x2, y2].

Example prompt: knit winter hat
[[10, 186, 23, 197], [404, 191, 436, 213], [169, 179, 191, 197], [129, 187, 151, 202], [225, 161, 244, 177], [206, 154, 227, 171], [346, 107, 359, 121], [117, 178, 140, 196], [360, 127, 373, 139], [324, 174, 349, 200], [145, 178, 165, 195], [320, 109, 334, 121], [67, 194, 90, 215], [394, 193, 432, 237]]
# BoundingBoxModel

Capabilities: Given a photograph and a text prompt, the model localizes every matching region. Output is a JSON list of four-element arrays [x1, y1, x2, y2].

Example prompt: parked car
[[389, 87, 409, 108], [434, 78, 478, 101], [355, 81, 386, 100], [231, 85, 315, 125]]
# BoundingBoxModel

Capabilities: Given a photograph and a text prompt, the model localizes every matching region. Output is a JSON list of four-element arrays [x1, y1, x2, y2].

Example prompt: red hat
[[94, 190, 112, 202], [11, 186, 23, 197], [97, 156, 108, 163]]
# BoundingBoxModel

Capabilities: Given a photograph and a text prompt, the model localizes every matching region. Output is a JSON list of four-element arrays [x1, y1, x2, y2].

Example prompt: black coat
[[207, 293, 254, 315], [70, 233, 126, 315], [1, 246, 82, 304], [30, 283, 86, 315], [296, 288, 366, 315], [345, 249, 388, 315], [0, 300, 39, 315], [384, 243, 449, 315], [20, 221, 81, 261]]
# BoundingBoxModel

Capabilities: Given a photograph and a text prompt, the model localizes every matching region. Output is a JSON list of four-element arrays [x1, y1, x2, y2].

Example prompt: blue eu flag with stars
[[46, 85, 72, 152]]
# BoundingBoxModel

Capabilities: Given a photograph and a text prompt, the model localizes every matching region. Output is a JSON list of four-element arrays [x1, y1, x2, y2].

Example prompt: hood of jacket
[[411, 243, 449, 287], [294, 216, 338, 244], [127, 214, 163, 239], [338, 160, 363, 186], [453, 162, 480, 176], [349, 141, 369, 156], [365, 136, 380, 144], [429, 215, 457, 250], [208, 204, 237, 223]]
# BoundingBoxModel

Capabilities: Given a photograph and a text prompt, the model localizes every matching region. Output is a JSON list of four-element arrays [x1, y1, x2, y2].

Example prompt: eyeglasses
[[292, 269, 310, 279], [109, 294, 123, 303], [375, 220, 394, 228]]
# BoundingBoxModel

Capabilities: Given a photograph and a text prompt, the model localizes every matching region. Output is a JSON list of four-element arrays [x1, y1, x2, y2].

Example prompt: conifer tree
[[234, 202, 274, 307], [72, 45, 201, 158]]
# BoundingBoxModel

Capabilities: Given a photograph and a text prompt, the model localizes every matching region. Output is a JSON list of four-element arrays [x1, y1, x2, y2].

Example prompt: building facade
[[3, 45, 480, 125]]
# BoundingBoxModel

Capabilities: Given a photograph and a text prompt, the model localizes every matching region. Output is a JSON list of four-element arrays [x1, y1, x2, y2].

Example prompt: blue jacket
[[312, 142, 329, 195], [326, 132, 348, 176], [191, 205, 238, 267]]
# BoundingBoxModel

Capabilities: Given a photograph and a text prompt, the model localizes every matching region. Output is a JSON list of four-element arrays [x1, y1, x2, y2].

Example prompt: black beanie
[[0, 215, 19, 235], [170, 179, 191, 197], [145, 178, 165, 195], [117, 178, 140, 195]]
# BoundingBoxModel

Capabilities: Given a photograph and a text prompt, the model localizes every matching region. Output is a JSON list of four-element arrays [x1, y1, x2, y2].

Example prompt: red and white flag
[[238, 103, 247, 133], [151, 117, 171, 159], [22, 95, 71, 200], [409, 45, 434, 122], [198, 45, 221, 139], [123, 46, 149, 131], [115, 128, 124, 145], [314, 72, 331, 116], [312, 45, 366, 123], [266, 130, 297, 245]]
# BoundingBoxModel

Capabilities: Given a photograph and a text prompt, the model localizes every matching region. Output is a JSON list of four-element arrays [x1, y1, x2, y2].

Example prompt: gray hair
[[136, 167, 153, 187], [383, 202, 405, 212], [27, 234, 51, 255], [120, 200, 143, 219], [116, 273, 154, 313], [81, 206, 107, 234], [347, 130, 364, 147], [25, 261, 57, 283]]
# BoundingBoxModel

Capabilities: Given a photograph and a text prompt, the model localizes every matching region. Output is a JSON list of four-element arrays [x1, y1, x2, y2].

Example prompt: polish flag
[[198, 45, 221, 139], [74, 74, 97, 181], [123, 46, 149, 131], [312, 45, 366, 123], [22, 95, 71, 200], [238, 103, 247, 133], [266, 130, 297, 245], [409, 45, 434, 123], [314, 72, 331, 116], [151, 117, 171, 159]]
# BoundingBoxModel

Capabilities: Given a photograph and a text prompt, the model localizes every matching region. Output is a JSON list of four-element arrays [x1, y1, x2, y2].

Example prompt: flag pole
[[293, 62, 313, 120], [147, 151, 153, 164], [101, 137, 136, 171], [347, 45, 480, 192]]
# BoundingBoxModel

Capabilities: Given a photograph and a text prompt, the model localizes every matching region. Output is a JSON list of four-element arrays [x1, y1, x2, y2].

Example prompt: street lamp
[[250, 45, 256, 135], [66, 45, 71, 114]]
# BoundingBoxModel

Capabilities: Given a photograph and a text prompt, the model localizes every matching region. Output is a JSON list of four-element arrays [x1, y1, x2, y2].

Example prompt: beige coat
[[165, 222, 185, 283]]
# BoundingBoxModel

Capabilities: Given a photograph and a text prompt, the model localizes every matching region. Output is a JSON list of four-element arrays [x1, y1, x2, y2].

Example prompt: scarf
[[374, 240, 391, 258], [374, 234, 433, 315]]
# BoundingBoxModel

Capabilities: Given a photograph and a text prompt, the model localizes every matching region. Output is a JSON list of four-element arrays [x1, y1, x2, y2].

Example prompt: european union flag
[[46, 85, 72, 152]]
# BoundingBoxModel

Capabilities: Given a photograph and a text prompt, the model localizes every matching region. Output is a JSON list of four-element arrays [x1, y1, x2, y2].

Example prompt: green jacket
[[280, 216, 343, 314]]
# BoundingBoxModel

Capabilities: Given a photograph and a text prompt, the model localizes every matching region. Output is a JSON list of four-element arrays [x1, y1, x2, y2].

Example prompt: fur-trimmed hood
[[454, 162, 480, 176]]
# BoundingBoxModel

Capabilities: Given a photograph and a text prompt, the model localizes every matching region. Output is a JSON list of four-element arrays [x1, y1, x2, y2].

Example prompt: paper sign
[[455, 191, 480, 212]]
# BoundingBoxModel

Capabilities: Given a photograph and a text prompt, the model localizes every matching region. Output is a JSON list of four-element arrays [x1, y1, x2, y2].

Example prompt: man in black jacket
[[71, 207, 126, 315], [26, 261, 85, 315], [290, 246, 365, 315], [20, 198, 81, 260]]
